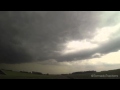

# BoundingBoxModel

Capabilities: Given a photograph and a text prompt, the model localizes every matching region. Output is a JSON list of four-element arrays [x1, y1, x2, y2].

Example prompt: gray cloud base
[[0, 11, 119, 64]]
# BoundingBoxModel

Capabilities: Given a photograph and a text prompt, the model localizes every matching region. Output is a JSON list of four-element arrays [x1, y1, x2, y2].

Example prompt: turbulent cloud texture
[[0, 11, 120, 64]]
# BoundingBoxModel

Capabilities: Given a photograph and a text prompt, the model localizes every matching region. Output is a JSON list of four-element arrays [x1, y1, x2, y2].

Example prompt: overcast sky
[[0, 11, 120, 74]]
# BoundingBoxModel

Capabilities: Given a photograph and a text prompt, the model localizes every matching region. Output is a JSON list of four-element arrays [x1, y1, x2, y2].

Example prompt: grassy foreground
[[0, 69, 120, 79]]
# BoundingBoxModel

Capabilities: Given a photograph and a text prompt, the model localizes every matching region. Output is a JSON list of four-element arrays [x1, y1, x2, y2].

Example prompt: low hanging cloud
[[0, 11, 120, 64]]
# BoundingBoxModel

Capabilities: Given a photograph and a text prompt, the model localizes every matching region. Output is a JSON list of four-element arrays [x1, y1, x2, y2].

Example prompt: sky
[[0, 11, 120, 74]]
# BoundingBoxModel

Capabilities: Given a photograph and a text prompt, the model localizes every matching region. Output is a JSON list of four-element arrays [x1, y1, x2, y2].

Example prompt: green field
[[0, 70, 69, 79], [0, 69, 120, 79]]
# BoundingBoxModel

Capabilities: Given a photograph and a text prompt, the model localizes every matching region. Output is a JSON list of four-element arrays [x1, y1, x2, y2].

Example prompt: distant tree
[[72, 71, 96, 74], [32, 71, 42, 75]]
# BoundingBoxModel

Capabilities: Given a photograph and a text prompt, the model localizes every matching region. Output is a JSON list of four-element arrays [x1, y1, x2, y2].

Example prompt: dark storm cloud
[[0, 11, 34, 64], [25, 11, 101, 61], [97, 36, 120, 55], [0, 11, 104, 64]]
